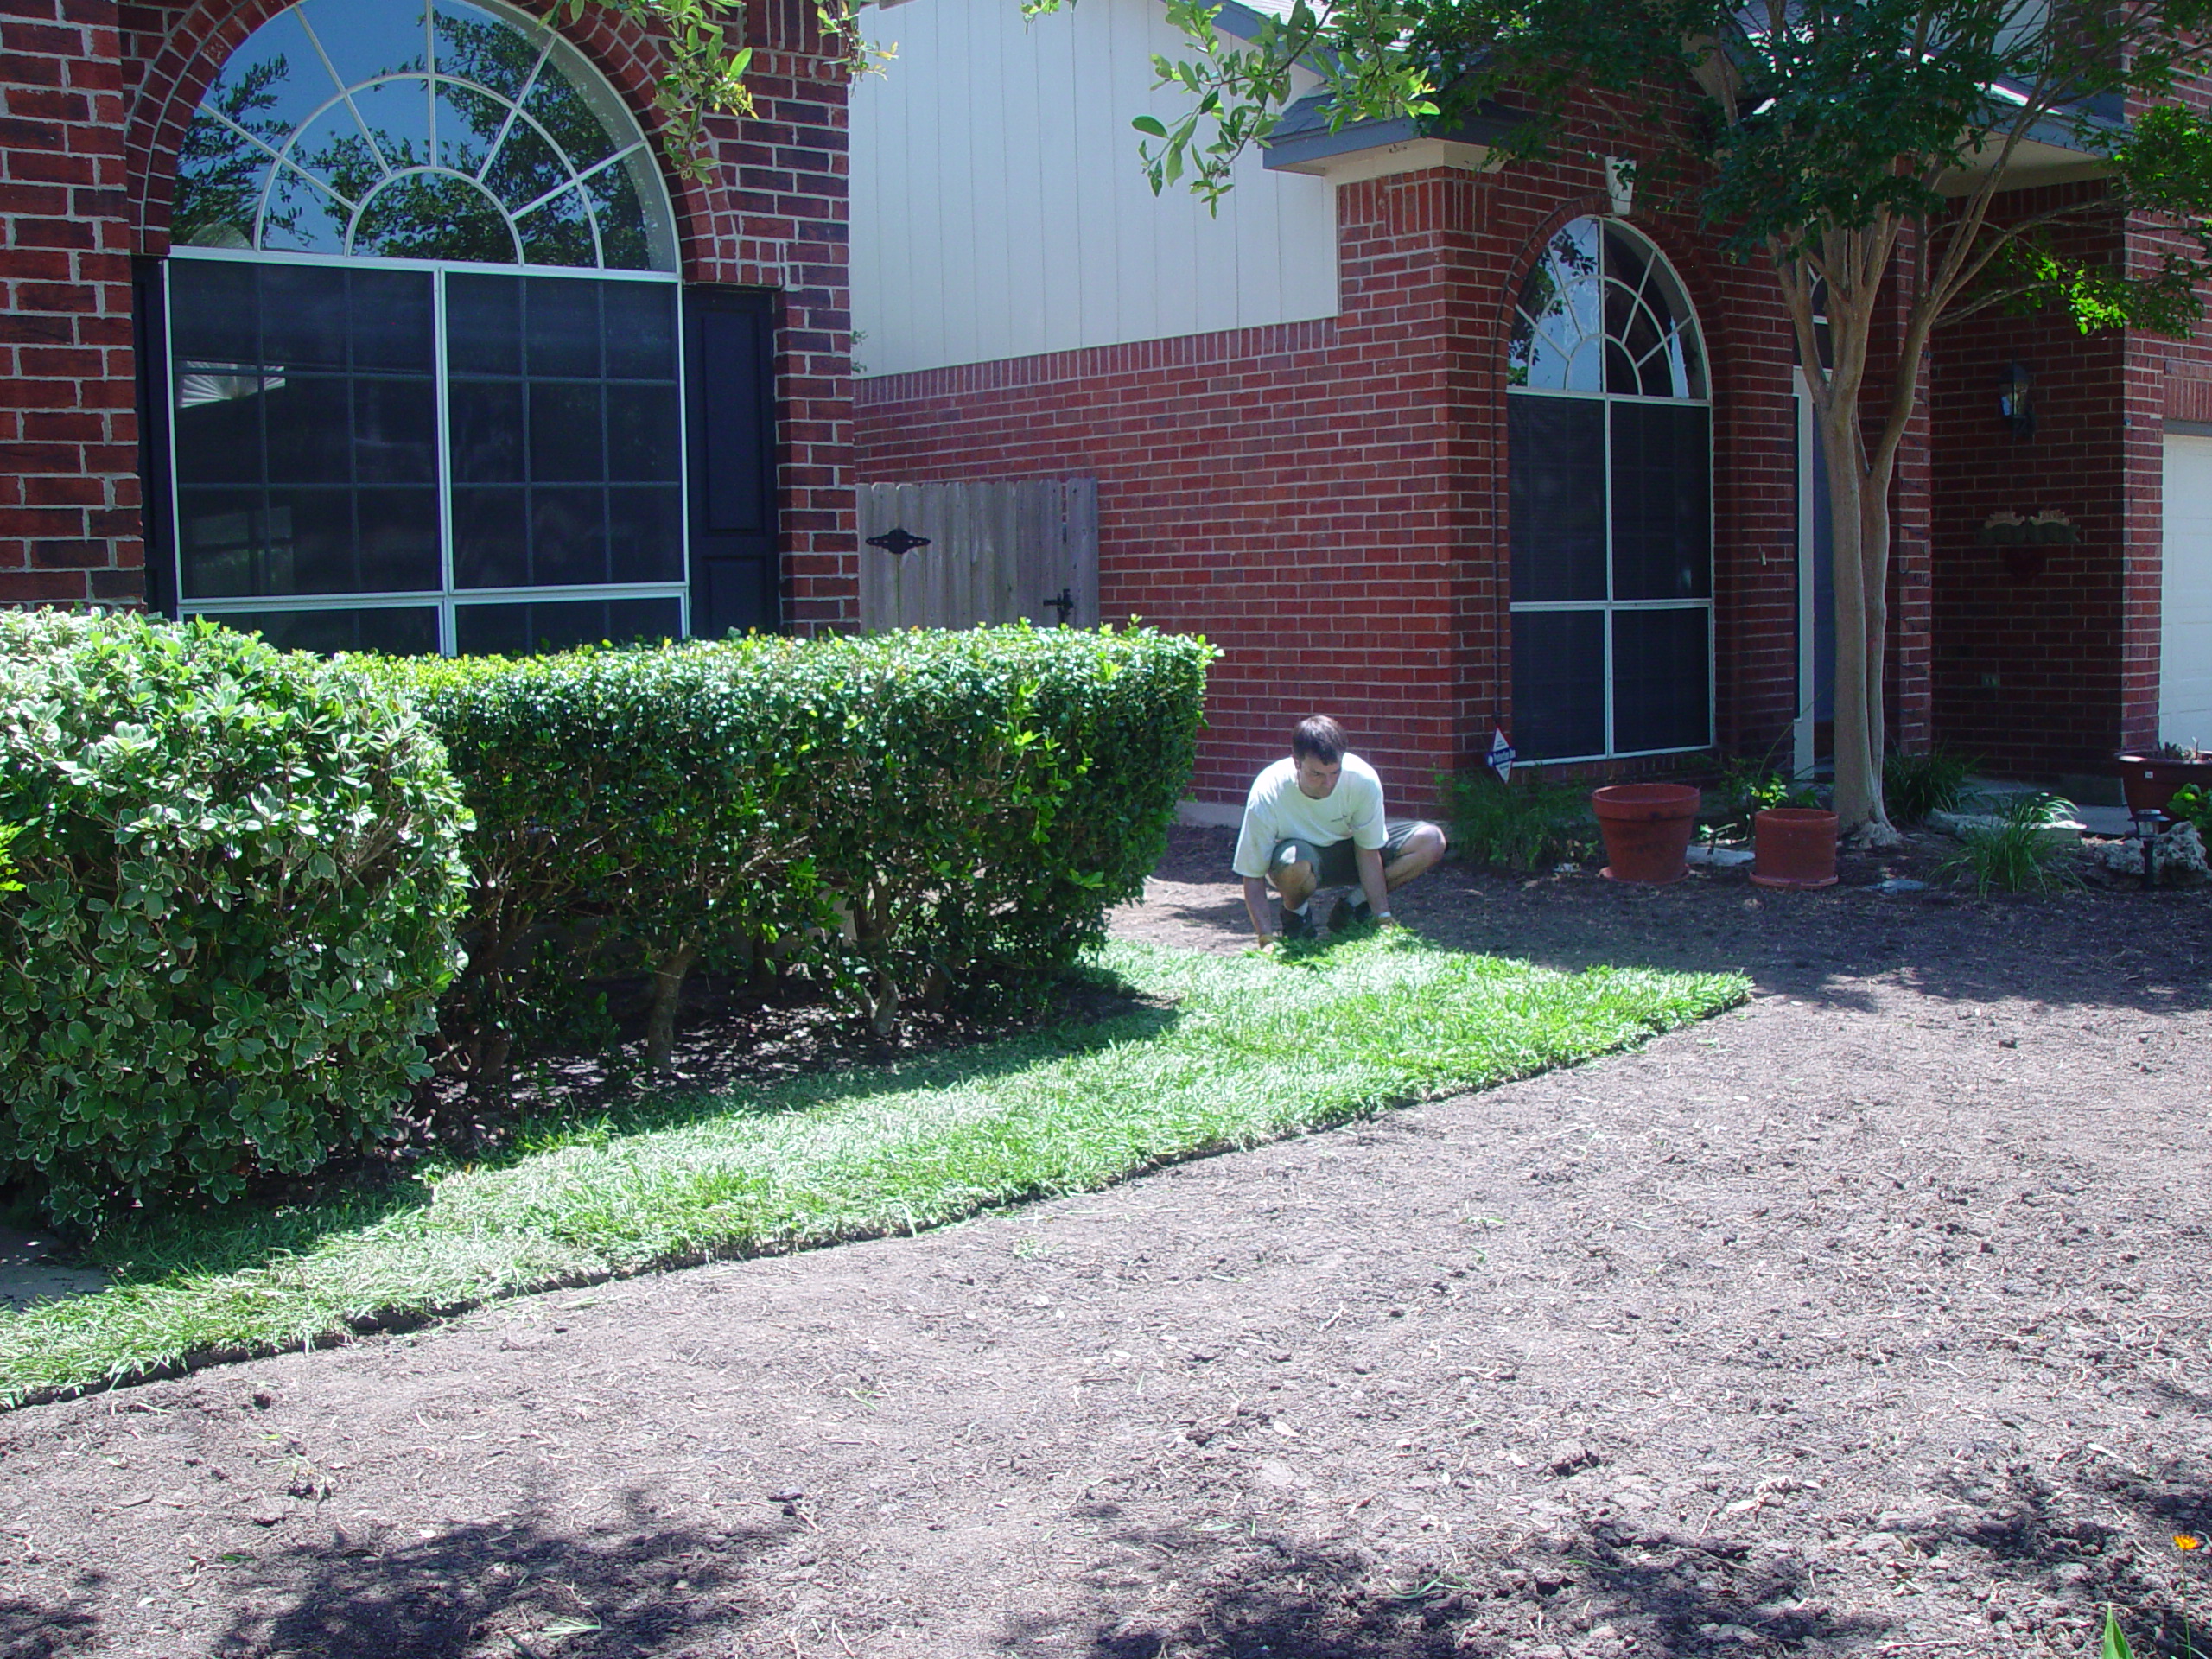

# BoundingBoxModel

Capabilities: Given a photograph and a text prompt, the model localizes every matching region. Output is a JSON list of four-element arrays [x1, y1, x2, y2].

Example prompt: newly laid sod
[[0, 935, 1746, 1406]]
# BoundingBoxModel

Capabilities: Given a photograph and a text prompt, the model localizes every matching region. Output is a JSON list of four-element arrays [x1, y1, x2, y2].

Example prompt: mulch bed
[[2, 826, 2209, 1658]]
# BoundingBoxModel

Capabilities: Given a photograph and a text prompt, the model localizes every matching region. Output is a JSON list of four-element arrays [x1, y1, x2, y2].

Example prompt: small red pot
[[1750, 806, 1839, 890], [1592, 784, 1701, 885], [2116, 754, 2212, 816]]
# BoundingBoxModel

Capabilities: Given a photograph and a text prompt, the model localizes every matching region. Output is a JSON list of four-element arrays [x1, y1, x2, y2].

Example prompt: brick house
[[849, 0, 2212, 814], [0, 0, 856, 647]]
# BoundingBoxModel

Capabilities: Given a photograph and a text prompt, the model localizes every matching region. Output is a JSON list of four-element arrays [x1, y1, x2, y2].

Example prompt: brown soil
[[3, 827, 2210, 1659]]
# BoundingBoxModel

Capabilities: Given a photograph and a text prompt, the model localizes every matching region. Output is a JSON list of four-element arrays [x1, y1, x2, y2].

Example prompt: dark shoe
[[1327, 892, 1373, 932], [1280, 905, 1315, 941]]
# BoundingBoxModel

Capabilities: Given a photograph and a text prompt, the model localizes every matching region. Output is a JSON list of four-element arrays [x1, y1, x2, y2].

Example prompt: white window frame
[[1507, 219, 1716, 763]]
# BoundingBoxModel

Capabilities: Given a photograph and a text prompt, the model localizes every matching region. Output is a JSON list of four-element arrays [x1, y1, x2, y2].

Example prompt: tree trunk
[[645, 938, 701, 1073], [1822, 402, 1878, 833]]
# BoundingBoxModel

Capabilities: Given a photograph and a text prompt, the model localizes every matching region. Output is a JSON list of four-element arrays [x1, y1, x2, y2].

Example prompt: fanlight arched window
[[175, 0, 676, 270], [162, 0, 708, 658], [1506, 219, 1713, 760]]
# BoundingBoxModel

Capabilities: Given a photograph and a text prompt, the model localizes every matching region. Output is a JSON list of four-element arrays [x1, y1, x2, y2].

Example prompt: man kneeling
[[1232, 715, 1447, 946]]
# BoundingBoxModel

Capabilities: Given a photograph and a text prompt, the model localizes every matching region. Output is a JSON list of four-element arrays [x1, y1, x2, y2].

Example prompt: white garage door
[[2162, 432, 2212, 746]]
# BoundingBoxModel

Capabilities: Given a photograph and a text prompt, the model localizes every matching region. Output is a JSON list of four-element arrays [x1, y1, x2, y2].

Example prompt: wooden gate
[[857, 479, 1099, 632]]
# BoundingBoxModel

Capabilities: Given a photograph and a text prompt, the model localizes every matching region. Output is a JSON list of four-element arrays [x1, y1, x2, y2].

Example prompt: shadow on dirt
[[0, 1574, 104, 1658], [1041, 1519, 1897, 1657], [1136, 825, 2212, 1019], [213, 1496, 773, 1658]]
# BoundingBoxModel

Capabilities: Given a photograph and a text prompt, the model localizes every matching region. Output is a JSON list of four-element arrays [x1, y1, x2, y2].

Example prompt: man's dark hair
[[1291, 715, 1346, 766]]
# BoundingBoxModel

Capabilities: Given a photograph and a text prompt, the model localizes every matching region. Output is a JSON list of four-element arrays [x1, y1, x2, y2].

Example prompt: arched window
[[1507, 219, 1713, 760], [162, 0, 697, 656]]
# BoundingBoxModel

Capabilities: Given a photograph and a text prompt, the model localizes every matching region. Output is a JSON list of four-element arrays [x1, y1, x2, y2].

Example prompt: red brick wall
[[1929, 186, 2143, 778], [855, 149, 1821, 812], [0, 0, 142, 607], [1, 0, 855, 628]]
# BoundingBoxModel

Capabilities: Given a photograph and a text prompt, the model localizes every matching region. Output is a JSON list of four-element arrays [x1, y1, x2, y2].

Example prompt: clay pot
[[1592, 784, 1701, 885], [2116, 754, 2212, 816], [1750, 806, 1839, 890]]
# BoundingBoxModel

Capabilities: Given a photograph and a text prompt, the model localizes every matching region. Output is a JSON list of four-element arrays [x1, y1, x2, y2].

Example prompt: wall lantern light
[[1999, 361, 2035, 439]]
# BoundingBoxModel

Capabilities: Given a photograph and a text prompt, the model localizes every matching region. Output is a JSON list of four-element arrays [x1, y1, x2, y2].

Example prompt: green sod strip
[[0, 936, 1747, 1406]]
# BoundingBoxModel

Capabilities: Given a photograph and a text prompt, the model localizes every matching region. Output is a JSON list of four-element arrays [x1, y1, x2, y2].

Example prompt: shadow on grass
[[213, 1498, 777, 1659], [74, 998, 1185, 1292]]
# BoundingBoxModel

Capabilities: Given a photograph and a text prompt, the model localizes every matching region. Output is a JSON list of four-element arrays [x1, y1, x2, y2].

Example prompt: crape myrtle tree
[[1095, 0, 2212, 841]]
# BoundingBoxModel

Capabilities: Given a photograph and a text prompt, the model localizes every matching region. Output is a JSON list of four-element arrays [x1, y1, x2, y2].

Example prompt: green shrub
[[1936, 791, 2081, 895], [373, 625, 1211, 1089], [1439, 767, 1595, 872], [0, 612, 470, 1230], [1885, 746, 1980, 822], [2168, 783, 2212, 839]]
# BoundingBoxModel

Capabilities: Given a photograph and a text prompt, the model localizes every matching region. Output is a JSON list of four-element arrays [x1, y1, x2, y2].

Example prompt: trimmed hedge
[[376, 624, 1212, 1090], [0, 612, 470, 1229]]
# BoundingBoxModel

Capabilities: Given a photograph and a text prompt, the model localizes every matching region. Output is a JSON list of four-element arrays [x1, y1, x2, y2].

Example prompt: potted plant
[[1751, 805, 1840, 889], [2114, 741, 2212, 816], [1592, 783, 1702, 884]]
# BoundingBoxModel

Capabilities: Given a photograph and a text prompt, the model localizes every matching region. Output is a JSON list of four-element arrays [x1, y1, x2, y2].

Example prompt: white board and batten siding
[[857, 479, 1100, 632], [2163, 432, 2212, 746], [850, 0, 1338, 379]]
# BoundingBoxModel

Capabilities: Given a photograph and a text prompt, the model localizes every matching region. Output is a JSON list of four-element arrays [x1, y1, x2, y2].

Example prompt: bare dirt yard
[[2, 825, 2209, 1659]]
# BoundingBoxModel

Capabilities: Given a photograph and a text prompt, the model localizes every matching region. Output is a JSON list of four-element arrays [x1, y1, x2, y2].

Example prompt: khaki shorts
[[1268, 819, 1426, 887]]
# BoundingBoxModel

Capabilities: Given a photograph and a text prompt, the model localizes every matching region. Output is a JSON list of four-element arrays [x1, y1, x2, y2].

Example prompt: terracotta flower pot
[[1750, 806, 1839, 890], [2116, 755, 2212, 816], [1592, 784, 1701, 885]]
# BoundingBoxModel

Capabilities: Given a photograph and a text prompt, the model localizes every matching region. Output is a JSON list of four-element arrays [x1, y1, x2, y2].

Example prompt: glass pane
[[446, 272, 522, 375], [607, 486, 683, 582], [524, 55, 617, 173], [530, 486, 608, 585], [353, 170, 518, 263], [1612, 609, 1711, 753], [199, 9, 339, 153], [455, 595, 679, 655], [607, 384, 679, 481], [1511, 610, 1605, 761], [283, 104, 382, 204], [581, 150, 662, 271], [260, 263, 350, 371], [518, 185, 596, 268], [1510, 219, 1602, 393], [448, 379, 525, 483], [525, 277, 600, 377], [350, 267, 435, 372], [354, 378, 436, 483], [258, 163, 351, 255], [453, 486, 528, 588], [265, 487, 359, 593], [434, 0, 550, 102], [202, 606, 440, 656], [435, 80, 509, 175], [1610, 403, 1712, 600], [529, 382, 603, 481], [601, 281, 677, 379], [485, 119, 569, 211], [264, 378, 354, 483], [355, 487, 442, 590], [174, 112, 274, 249], [346, 76, 433, 172], [169, 258, 259, 362], [177, 488, 263, 598], [296, 0, 429, 83], [1509, 396, 1606, 603], [173, 374, 266, 486]]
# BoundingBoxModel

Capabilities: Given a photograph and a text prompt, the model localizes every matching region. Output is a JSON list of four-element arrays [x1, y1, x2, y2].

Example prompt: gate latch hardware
[[866, 526, 931, 556], [1046, 588, 1076, 626]]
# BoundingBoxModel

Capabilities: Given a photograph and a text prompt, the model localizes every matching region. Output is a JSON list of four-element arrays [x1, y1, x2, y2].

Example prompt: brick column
[[0, 0, 140, 607]]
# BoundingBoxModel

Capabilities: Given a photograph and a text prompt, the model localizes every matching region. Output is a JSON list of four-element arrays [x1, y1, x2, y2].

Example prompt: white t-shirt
[[1231, 753, 1388, 878]]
